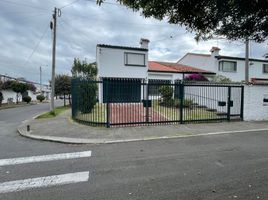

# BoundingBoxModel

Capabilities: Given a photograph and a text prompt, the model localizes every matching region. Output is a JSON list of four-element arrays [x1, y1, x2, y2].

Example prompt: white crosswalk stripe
[[0, 151, 92, 194], [0, 171, 90, 194], [0, 151, 92, 167]]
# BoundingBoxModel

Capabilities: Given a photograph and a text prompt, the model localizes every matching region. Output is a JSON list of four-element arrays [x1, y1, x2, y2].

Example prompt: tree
[[71, 58, 97, 79], [55, 74, 72, 106], [11, 81, 28, 104], [97, 0, 268, 42]]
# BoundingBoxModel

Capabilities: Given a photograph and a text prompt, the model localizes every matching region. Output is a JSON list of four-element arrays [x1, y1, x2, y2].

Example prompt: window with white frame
[[219, 61, 237, 72], [124, 52, 145, 66], [263, 64, 268, 73]]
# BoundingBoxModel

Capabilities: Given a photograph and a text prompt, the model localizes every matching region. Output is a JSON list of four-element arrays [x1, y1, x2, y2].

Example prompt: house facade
[[178, 47, 268, 82], [96, 38, 215, 102]]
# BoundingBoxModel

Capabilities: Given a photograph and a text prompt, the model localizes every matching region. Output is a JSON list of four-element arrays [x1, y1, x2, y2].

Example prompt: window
[[125, 52, 145, 66], [263, 64, 268, 73], [219, 61, 237, 72]]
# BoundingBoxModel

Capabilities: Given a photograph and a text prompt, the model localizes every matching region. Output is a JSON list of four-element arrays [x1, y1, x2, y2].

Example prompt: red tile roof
[[148, 61, 215, 74]]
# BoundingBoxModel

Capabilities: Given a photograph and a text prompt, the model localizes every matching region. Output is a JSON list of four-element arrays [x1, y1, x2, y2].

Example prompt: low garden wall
[[244, 85, 268, 121]]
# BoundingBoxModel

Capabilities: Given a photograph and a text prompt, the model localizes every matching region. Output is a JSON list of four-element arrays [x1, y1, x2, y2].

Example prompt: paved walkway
[[18, 109, 268, 144]]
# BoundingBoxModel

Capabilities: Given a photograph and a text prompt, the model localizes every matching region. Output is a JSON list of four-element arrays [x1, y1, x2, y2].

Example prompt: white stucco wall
[[178, 53, 268, 82], [97, 46, 148, 79], [178, 54, 216, 72], [1, 90, 17, 103], [244, 85, 268, 121], [1, 90, 38, 103], [148, 72, 183, 81]]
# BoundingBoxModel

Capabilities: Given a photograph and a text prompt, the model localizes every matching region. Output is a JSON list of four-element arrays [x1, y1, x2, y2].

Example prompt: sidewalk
[[18, 109, 268, 144]]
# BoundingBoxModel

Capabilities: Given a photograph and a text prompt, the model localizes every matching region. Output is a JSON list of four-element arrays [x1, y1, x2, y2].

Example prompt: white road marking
[[0, 171, 90, 194], [0, 151, 92, 167]]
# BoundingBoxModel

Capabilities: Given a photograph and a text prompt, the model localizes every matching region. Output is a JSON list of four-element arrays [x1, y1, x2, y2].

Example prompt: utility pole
[[245, 38, 249, 83], [40, 66, 42, 93], [50, 7, 61, 112]]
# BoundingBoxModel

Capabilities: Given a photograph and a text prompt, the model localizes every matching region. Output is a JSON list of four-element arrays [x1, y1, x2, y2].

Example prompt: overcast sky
[[1, 0, 267, 84]]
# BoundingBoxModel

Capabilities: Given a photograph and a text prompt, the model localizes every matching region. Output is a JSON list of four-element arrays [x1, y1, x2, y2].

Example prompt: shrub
[[159, 85, 173, 106], [210, 75, 232, 83], [37, 95, 45, 102], [22, 96, 31, 104], [185, 74, 208, 81], [0, 92, 3, 106], [173, 98, 194, 108], [78, 81, 97, 113]]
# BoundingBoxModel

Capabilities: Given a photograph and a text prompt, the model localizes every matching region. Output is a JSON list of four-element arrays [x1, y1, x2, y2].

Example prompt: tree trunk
[[64, 93, 66, 106], [68, 94, 71, 105]]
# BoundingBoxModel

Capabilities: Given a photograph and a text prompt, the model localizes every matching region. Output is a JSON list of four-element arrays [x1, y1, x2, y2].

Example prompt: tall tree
[[71, 58, 97, 79], [55, 74, 72, 106], [97, 0, 268, 42]]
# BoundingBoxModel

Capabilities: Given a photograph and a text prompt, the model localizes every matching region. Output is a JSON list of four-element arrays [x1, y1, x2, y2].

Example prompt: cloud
[[0, 0, 267, 84]]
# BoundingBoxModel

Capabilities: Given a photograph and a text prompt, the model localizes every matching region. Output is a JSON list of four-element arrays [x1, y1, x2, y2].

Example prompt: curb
[[17, 111, 268, 145], [17, 122, 268, 145]]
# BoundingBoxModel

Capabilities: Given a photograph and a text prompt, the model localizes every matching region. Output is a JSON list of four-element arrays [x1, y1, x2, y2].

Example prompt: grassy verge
[[0, 102, 36, 110], [36, 106, 70, 119], [76, 103, 106, 123]]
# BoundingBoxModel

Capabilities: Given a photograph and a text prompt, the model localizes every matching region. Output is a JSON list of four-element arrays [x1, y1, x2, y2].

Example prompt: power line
[[60, 0, 80, 9], [86, 0, 122, 6], [0, 0, 49, 11], [22, 24, 50, 67]]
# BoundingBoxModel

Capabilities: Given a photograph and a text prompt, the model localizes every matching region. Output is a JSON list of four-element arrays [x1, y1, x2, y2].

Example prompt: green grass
[[36, 106, 70, 119], [152, 101, 218, 121], [76, 103, 106, 123]]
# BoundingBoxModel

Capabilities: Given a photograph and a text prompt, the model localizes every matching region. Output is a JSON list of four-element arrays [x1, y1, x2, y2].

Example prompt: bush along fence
[[71, 78, 244, 127]]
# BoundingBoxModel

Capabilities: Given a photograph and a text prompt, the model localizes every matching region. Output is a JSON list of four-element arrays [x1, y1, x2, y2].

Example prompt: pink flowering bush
[[185, 74, 208, 81]]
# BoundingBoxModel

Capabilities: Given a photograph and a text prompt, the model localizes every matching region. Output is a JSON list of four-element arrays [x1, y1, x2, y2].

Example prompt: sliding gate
[[71, 79, 244, 127]]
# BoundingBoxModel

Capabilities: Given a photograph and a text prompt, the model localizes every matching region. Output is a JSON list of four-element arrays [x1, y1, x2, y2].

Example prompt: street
[[0, 103, 268, 200]]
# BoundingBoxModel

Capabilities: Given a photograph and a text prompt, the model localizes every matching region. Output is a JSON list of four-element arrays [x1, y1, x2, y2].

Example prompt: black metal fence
[[72, 78, 244, 127]]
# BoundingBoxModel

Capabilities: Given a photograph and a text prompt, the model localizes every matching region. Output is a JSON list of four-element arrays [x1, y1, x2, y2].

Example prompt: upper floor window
[[125, 52, 145, 66], [219, 61, 237, 72], [263, 64, 268, 73]]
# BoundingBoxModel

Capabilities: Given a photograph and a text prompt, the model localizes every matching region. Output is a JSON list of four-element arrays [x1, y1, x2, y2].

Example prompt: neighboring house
[[0, 74, 51, 104], [96, 38, 215, 102], [178, 47, 268, 82]]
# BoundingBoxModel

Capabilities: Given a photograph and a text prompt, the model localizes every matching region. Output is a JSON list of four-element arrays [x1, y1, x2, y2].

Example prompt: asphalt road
[[0, 102, 268, 200]]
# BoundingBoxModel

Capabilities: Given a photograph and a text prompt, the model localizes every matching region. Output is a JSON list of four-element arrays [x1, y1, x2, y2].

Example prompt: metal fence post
[[145, 81, 149, 123], [71, 79, 76, 118], [240, 86, 244, 120], [105, 80, 110, 128], [227, 86, 231, 121], [179, 82, 184, 124]]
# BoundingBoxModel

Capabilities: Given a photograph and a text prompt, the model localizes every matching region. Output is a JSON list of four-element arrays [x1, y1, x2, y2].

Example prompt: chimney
[[140, 38, 150, 49], [210, 46, 221, 57]]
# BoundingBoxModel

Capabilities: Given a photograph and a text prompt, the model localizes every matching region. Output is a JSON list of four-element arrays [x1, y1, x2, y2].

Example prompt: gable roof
[[148, 61, 215, 74], [97, 44, 148, 52]]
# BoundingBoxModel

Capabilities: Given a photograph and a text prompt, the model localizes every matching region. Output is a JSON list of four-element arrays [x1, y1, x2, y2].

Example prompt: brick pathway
[[109, 103, 167, 125]]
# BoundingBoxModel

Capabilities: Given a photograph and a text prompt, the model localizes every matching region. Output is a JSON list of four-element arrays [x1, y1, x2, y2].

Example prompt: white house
[[178, 47, 268, 82], [96, 38, 215, 102]]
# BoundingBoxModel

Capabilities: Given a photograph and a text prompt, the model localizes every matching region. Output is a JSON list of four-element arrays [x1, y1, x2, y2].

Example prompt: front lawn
[[152, 101, 218, 121]]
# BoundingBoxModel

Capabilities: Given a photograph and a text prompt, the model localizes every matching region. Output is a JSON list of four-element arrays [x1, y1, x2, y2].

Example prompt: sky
[[0, 0, 267, 84]]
